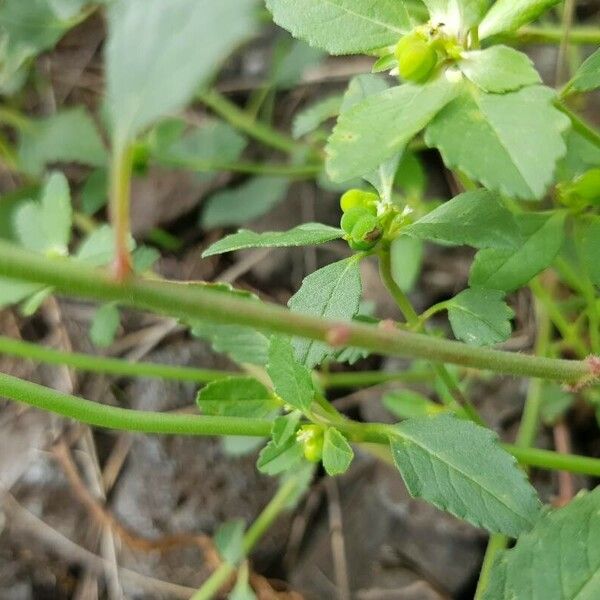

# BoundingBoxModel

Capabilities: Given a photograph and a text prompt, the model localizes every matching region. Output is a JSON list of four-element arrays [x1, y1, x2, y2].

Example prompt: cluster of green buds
[[557, 168, 600, 212], [339, 189, 383, 251], [392, 24, 463, 84], [297, 424, 324, 463]]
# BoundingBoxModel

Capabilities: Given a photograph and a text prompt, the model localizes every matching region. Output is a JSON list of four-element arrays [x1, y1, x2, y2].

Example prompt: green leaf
[[406, 190, 520, 250], [479, 0, 561, 39], [14, 172, 73, 257], [272, 40, 326, 90], [90, 303, 120, 348], [568, 48, 600, 93], [106, 0, 256, 142], [191, 322, 269, 366], [423, 0, 490, 32], [447, 288, 514, 346], [215, 519, 245, 564], [230, 563, 257, 600], [271, 413, 302, 447], [459, 46, 540, 93], [327, 77, 459, 182], [0, 278, 43, 308], [540, 383, 573, 426], [292, 95, 344, 139], [470, 212, 566, 292], [340, 74, 390, 113], [18, 108, 106, 176], [394, 150, 426, 198], [75, 225, 134, 267], [391, 414, 541, 536], [257, 436, 303, 476], [80, 169, 108, 216], [574, 215, 600, 288], [197, 377, 279, 418], [390, 235, 424, 293], [483, 487, 600, 599], [383, 390, 445, 420], [267, 337, 315, 412], [288, 258, 362, 368], [20, 287, 53, 316], [154, 119, 247, 174], [322, 427, 354, 476], [201, 177, 289, 229], [426, 85, 570, 200], [202, 223, 343, 257], [265, 0, 411, 55]]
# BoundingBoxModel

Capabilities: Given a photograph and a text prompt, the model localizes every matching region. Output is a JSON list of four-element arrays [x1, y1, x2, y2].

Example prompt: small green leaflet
[[0, 279, 43, 309], [447, 288, 514, 346], [267, 337, 315, 412], [17, 108, 106, 176], [75, 225, 134, 267], [230, 563, 257, 600], [265, 0, 411, 56], [191, 322, 269, 366], [202, 223, 343, 257], [479, 0, 561, 39], [574, 215, 600, 288], [327, 76, 459, 182], [293, 95, 344, 139], [197, 377, 279, 418], [200, 177, 289, 229], [288, 258, 362, 368], [322, 428, 354, 476], [154, 119, 247, 175], [539, 383, 573, 426], [566, 48, 600, 94], [257, 436, 303, 476], [271, 413, 302, 447], [425, 85, 570, 200], [390, 414, 541, 536], [483, 487, 600, 599], [459, 46, 540, 93], [14, 172, 72, 256], [106, 0, 256, 143], [90, 303, 120, 348], [383, 390, 445, 420], [340, 73, 389, 113], [470, 212, 566, 292], [214, 519, 245, 564], [390, 236, 423, 293], [405, 190, 520, 249]]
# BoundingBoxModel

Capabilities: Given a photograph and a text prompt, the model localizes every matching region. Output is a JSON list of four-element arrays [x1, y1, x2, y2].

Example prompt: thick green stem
[[198, 89, 305, 155], [0, 335, 234, 383], [190, 476, 300, 600], [509, 25, 600, 45], [0, 242, 594, 384], [0, 371, 272, 437], [109, 142, 135, 281], [320, 368, 434, 389], [474, 533, 509, 600]]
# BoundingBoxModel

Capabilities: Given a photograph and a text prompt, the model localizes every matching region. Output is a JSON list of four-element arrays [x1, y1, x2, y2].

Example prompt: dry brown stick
[[325, 478, 351, 600], [553, 420, 577, 506], [1, 492, 196, 599], [52, 439, 220, 564]]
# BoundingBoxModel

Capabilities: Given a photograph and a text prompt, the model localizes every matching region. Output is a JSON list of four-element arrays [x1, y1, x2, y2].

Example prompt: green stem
[[2, 371, 600, 476], [0, 335, 234, 384], [557, 103, 600, 149], [320, 368, 434, 389], [378, 249, 483, 423], [109, 142, 135, 280], [0, 242, 595, 384], [190, 476, 300, 600], [198, 88, 305, 155], [0, 371, 272, 437], [509, 25, 600, 45], [158, 157, 321, 179], [474, 533, 509, 600]]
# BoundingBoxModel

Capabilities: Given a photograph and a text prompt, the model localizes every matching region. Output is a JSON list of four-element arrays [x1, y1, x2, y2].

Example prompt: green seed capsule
[[340, 189, 379, 213], [341, 207, 371, 235], [349, 214, 381, 251], [298, 425, 324, 463], [395, 34, 437, 83], [572, 169, 600, 203]]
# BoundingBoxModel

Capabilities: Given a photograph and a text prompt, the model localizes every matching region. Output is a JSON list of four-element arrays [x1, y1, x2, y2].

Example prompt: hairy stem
[[0, 243, 595, 384], [0, 335, 234, 383], [109, 142, 134, 281]]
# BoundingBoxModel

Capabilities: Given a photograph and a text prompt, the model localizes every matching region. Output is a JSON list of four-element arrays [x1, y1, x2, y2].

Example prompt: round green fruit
[[348, 214, 381, 251], [572, 169, 600, 202], [298, 425, 324, 463], [340, 189, 379, 213], [395, 35, 437, 83], [341, 206, 371, 235]]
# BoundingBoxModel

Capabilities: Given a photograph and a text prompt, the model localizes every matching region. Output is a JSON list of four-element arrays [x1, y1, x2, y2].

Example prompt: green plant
[[1, 0, 600, 597]]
